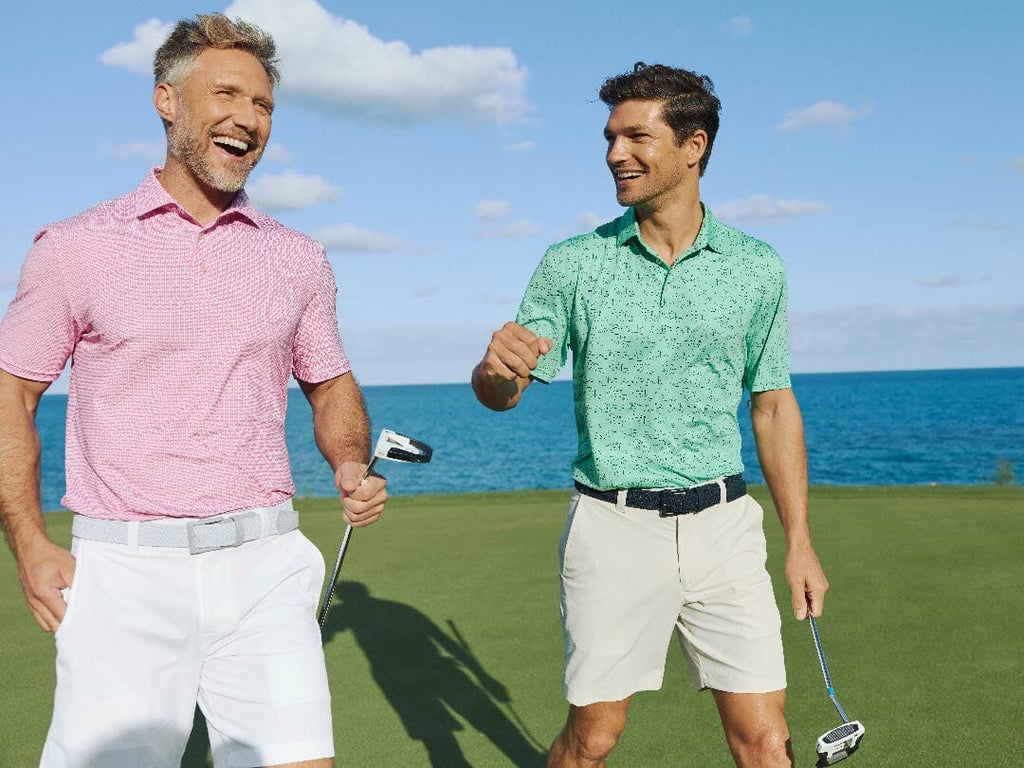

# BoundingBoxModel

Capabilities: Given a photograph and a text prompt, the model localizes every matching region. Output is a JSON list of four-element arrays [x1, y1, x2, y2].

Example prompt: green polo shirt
[[516, 204, 791, 489]]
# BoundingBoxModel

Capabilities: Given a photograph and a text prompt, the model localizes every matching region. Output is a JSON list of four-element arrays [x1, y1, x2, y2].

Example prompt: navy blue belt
[[574, 474, 746, 517]]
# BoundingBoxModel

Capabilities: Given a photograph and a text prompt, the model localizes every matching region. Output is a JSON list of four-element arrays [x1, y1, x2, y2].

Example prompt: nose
[[232, 99, 261, 132], [606, 136, 628, 166]]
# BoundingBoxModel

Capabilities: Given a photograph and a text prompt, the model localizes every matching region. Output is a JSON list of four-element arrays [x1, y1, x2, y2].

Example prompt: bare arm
[[749, 387, 828, 620], [299, 372, 387, 528], [471, 321, 552, 411], [0, 370, 75, 632]]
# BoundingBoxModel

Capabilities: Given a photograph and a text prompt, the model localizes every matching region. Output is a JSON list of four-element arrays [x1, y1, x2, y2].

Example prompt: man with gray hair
[[0, 13, 382, 767]]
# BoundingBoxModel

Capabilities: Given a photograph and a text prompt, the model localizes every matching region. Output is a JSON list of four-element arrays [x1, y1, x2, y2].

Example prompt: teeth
[[616, 171, 642, 180], [213, 136, 249, 151]]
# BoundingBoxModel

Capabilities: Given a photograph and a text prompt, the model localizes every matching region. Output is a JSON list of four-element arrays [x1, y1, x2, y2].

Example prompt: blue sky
[[2, 0, 1021, 389]]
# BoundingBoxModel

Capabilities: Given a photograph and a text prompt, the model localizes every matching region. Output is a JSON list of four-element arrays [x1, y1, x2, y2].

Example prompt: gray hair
[[154, 12, 280, 89]]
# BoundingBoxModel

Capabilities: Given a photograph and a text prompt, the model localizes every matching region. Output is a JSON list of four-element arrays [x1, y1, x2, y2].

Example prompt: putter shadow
[[323, 581, 546, 767]]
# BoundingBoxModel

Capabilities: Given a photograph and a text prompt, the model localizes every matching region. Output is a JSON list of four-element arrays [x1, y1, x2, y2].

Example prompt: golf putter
[[317, 429, 433, 630], [809, 611, 866, 766]]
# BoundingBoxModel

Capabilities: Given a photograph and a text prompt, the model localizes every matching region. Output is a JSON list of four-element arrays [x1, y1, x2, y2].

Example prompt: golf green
[[2, 486, 1022, 766]]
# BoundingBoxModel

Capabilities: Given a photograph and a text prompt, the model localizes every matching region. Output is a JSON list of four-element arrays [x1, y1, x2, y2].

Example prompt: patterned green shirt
[[516, 204, 791, 489]]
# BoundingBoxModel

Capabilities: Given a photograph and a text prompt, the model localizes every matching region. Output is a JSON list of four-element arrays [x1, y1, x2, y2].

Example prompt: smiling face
[[604, 99, 705, 210], [162, 47, 274, 194]]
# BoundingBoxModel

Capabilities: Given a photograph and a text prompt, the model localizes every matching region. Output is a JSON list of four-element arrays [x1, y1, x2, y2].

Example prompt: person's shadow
[[323, 581, 546, 767]]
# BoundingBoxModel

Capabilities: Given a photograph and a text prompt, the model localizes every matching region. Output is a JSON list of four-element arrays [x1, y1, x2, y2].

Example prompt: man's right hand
[[478, 322, 552, 382], [472, 322, 552, 411], [16, 537, 76, 633]]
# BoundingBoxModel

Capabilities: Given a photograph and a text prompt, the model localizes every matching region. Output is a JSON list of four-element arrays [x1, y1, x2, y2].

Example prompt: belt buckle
[[658, 487, 696, 517], [186, 515, 245, 555]]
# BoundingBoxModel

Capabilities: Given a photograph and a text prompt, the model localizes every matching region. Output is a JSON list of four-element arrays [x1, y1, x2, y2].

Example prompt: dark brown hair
[[599, 62, 721, 175]]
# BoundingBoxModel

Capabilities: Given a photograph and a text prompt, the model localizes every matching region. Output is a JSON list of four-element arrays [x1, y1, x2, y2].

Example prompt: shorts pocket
[[557, 493, 583, 577], [54, 539, 86, 644], [295, 531, 327, 608]]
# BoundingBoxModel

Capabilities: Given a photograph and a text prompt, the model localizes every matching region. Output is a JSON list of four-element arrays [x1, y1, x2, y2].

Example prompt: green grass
[[2, 486, 1023, 766]]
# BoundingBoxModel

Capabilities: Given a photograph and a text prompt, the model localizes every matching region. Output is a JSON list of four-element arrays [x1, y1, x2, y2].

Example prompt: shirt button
[[199, 264, 207, 272]]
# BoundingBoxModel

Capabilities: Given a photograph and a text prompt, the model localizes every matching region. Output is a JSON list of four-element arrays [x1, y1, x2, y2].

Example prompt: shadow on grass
[[181, 707, 213, 767], [323, 581, 546, 768]]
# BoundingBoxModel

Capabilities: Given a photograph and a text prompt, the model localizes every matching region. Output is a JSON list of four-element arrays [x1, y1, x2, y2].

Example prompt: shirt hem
[[0, 356, 63, 382]]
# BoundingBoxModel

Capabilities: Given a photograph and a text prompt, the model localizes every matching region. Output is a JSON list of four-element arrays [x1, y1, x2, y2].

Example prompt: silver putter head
[[373, 428, 433, 464], [815, 721, 865, 766]]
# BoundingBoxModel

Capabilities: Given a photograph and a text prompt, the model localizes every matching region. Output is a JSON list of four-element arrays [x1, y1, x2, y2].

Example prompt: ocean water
[[34, 367, 1024, 510]]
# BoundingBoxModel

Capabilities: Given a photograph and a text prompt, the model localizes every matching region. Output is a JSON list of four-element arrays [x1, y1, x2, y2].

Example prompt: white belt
[[71, 501, 299, 555]]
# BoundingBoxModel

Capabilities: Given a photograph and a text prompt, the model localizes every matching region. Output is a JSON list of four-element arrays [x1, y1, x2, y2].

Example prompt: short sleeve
[[743, 261, 791, 393], [291, 249, 351, 384], [0, 231, 79, 381], [515, 244, 577, 383]]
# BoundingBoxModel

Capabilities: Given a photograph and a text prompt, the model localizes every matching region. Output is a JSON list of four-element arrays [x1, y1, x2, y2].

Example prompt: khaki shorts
[[41, 528, 332, 768], [558, 491, 786, 706]]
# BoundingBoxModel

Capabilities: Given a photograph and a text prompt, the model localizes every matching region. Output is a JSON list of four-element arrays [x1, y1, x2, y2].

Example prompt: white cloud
[[575, 211, 604, 232], [714, 194, 831, 224], [101, 2, 530, 125], [504, 140, 536, 152], [777, 100, 872, 133], [315, 223, 404, 252], [261, 143, 293, 163], [724, 15, 754, 37], [472, 198, 510, 220], [99, 18, 173, 76], [99, 140, 164, 162], [498, 219, 539, 239], [790, 303, 1024, 372], [225, 0, 529, 124], [952, 217, 1012, 232], [247, 170, 340, 212], [1012, 155, 1024, 174], [915, 274, 991, 288]]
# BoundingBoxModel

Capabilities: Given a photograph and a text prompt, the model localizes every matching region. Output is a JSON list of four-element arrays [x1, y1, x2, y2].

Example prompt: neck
[[634, 180, 703, 267], [158, 155, 236, 226]]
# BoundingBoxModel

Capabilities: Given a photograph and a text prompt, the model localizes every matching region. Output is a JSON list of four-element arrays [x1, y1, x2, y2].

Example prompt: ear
[[153, 82, 178, 126], [685, 130, 708, 170]]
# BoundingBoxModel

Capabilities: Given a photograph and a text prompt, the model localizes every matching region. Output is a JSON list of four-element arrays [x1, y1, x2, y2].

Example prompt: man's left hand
[[334, 461, 388, 528], [785, 544, 829, 620]]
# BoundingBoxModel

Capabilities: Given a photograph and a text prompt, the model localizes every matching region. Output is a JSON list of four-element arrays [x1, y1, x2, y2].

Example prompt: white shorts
[[558, 491, 786, 706], [40, 526, 333, 768]]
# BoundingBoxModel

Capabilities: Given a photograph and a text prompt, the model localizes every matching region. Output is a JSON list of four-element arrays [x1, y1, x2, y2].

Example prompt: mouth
[[613, 169, 644, 185], [212, 134, 254, 160]]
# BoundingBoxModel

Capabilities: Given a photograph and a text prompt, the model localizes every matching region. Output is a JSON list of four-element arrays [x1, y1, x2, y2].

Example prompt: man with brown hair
[[473, 63, 828, 767], [0, 13, 382, 767]]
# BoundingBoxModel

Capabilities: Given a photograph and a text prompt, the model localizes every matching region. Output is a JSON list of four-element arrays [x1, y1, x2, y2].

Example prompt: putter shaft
[[809, 614, 851, 723], [316, 458, 378, 629]]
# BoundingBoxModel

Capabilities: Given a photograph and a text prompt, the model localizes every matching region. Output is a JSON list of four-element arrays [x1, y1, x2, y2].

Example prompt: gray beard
[[167, 102, 259, 193]]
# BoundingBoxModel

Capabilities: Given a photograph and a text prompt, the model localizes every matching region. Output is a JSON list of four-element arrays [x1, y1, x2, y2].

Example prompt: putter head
[[373, 429, 433, 464], [815, 721, 865, 766]]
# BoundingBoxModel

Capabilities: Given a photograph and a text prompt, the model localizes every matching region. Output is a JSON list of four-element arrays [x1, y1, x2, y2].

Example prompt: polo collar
[[128, 167, 263, 228], [615, 202, 723, 257]]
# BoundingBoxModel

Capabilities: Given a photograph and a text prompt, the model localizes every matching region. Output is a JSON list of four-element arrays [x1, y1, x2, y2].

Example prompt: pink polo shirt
[[0, 169, 351, 521]]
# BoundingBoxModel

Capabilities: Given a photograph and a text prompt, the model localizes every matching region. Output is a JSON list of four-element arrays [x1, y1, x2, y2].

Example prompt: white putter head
[[368, 428, 433, 469], [815, 720, 865, 766]]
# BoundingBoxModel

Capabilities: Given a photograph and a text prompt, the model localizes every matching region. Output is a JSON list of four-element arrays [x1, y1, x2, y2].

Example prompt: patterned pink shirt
[[0, 169, 350, 521]]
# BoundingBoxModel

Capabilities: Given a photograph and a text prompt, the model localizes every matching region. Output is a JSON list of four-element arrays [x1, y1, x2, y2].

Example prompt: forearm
[[301, 372, 371, 470], [471, 363, 529, 411], [0, 379, 48, 558], [749, 389, 811, 549]]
